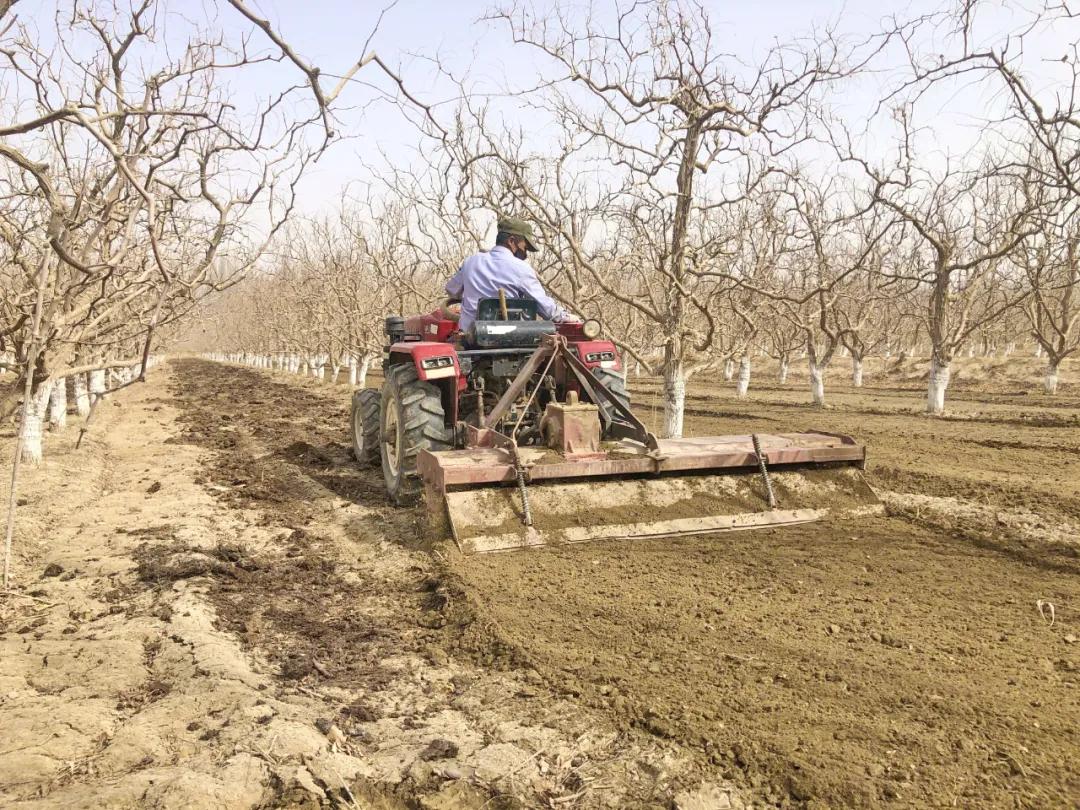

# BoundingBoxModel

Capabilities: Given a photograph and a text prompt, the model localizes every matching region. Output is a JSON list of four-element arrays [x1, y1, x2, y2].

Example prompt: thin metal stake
[[751, 433, 778, 509]]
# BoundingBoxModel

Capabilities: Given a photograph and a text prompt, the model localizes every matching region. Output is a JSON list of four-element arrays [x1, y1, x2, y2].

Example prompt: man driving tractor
[[444, 217, 571, 332]]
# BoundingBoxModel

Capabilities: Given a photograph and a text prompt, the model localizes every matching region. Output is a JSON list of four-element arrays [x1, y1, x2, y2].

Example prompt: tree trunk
[[735, 355, 751, 398], [89, 369, 106, 405], [662, 359, 686, 439], [851, 355, 864, 387], [48, 378, 67, 431], [357, 356, 371, 389], [778, 358, 789, 384], [74, 373, 91, 416], [926, 356, 951, 415], [723, 359, 735, 381], [1043, 358, 1060, 395], [20, 384, 51, 465], [809, 362, 825, 407], [1033, 344, 1042, 359]]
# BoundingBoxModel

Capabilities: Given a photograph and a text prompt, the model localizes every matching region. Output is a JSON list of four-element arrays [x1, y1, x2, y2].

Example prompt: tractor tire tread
[[351, 388, 381, 467], [381, 363, 453, 505]]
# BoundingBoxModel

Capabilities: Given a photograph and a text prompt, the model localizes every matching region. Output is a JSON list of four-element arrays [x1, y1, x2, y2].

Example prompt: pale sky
[[8, 0, 1076, 216], [238, 0, 1074, 212]]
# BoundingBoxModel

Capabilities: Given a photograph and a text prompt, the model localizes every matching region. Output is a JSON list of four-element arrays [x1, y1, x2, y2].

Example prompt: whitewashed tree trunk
[[357, 355, 371, 389], [809, 362, 826, 407], [1043, 359, 1060, 395], [735, 355, 751, 398], [927, 356, 951, 415], [662, 361, 686, 439], [47, 380, 67, 432], [723, 358, 735, 381], [778, 359, 789, 384], [74, 373, 91, 416], [330, 360, 340, 383], [48, 378, 67, 431], [348, 356, 358, 386], [1033, 344, 1043, 359], [90, 369, 106, 405], [851, 356, 864, 387], [20, 384, 51, 464]]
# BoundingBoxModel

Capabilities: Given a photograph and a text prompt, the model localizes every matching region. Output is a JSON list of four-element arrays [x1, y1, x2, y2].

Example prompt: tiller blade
[[418, 334, 880, 554], [421, 436, 880, 554]]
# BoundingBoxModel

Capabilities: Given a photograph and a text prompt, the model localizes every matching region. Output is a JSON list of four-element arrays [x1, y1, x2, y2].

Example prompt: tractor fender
[[386, 341, 462, 382], [386, 342, 463, 424]]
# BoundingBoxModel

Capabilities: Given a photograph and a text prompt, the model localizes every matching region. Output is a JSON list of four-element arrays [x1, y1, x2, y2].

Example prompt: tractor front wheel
[[350, 388, 381, 467], [380, 363, 453, 504]]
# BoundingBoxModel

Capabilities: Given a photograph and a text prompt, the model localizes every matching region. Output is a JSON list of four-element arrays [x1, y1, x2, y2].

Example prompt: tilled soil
[[448, 365, 1080, 809], [1, 361, 726, 809], [175, 358, 1080, 808], [452, 517, 1079, 808], [5, 356, 1075, 809], [161, 360, 726, 807]]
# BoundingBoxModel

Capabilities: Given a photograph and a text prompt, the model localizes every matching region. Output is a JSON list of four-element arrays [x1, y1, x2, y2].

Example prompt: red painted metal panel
[[388, 341, 461, 383], [405, 310, 457, 343]]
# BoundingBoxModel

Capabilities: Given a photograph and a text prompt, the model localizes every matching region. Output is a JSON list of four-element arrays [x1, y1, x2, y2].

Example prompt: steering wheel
[[440, 298, 461, 323]]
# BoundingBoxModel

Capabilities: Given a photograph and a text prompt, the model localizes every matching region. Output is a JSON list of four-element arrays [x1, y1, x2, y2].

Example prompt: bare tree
[[435, 0, 870, 436], [1019, 218, 1080, 393]]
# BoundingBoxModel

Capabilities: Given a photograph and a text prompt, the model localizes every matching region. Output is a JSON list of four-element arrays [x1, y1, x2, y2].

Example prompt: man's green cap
[[497, 217, 539, 252]]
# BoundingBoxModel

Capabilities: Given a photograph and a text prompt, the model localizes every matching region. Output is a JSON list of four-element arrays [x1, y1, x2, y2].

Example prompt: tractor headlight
[[582, 319, 602, 339], [420, 356, 454, 370]]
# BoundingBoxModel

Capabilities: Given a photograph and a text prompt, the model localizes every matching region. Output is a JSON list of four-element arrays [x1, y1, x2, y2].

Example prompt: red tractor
[[351, 296, 873, 554], [350, 296, 630, 504]]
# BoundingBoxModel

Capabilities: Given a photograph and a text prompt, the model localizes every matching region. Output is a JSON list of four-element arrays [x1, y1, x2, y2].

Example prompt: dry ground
[[1, 355, 1077, 809]]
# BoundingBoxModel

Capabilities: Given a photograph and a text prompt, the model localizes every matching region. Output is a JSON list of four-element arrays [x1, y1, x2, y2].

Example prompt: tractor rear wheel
[[592, 368, 631, 438], [350, 388, 381, 467], [380, 363, 453, 504]]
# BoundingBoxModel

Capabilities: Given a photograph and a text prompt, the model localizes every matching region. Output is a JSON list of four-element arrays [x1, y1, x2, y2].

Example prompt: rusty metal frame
[[417, 432, 866, 493], [481, 341, 554, 430], [477, 333, 659, 451], [416, 333, 868, 500]]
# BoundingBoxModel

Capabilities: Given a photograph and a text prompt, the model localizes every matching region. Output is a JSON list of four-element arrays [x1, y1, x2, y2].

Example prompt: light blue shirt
[[445, 246, 569, 332]]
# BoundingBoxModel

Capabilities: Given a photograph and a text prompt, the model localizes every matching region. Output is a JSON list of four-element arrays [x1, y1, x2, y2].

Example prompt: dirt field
[[2, 357, 1078, 808]]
